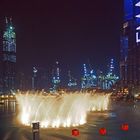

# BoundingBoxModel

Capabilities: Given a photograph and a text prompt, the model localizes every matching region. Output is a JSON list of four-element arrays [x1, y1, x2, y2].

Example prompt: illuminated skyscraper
[[2, 17, 16, 92], [50, 61, 61, 92], [81, 64, 96, 89], [96, 59, 119, 90], [104, 59, 119, 90], [108, 59, 114, 75], [32, 67, 38, 90], [68, 70, 77, 87], [120, 0, 140, 92]]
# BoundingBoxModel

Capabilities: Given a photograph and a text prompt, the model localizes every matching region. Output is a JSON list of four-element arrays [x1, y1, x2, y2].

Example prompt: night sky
[[0, 0, 123, 81]]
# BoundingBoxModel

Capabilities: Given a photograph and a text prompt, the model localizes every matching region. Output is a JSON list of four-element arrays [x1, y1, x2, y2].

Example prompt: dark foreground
[[0, 100, 140, 140]]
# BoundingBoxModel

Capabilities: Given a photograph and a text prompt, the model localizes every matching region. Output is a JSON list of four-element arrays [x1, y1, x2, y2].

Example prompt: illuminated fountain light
[[16, 91, 110, 128]]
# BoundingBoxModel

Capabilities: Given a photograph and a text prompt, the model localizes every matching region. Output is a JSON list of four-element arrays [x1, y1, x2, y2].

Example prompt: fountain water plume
[[16, 91, 110, 128]]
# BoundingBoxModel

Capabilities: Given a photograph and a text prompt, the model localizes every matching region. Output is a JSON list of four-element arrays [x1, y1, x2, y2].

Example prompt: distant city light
[[10, 26, 13, 30]]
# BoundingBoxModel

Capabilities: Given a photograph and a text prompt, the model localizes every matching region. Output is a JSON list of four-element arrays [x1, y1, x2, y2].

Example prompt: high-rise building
[[81, 64, 96, 89], [33, 67, 47, 90], [17, 72, 32, 91], [104, 59, 119, 90], [120, 0, 140, 93], [32, 67, 38, 90], [50, 61, 61, 92], [68, 70, 77, 88], [96, 59, 119, 90], [2, 17, 16, 92]]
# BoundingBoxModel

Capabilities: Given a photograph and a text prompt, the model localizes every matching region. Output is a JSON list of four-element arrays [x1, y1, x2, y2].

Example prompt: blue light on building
[[81, 64, 97, 89], [68, 71, 77, 87], [50, 61, 61, 92], [120, 0, 140, 92], [124, 0, 133, 21], [3, 17, 16, 92]]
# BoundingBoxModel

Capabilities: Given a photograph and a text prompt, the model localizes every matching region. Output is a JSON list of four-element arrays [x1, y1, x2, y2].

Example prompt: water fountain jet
[[16, 91, 110, 128]]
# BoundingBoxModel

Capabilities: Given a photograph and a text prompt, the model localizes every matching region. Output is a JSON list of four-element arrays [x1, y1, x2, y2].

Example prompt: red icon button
[[99, 128, 107, 135], [72, 129, 80, 136], [121, 123, 129, 131]]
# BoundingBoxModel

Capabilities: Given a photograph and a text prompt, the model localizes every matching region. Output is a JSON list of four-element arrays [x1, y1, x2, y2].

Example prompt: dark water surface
[[0, 100, 140, 140]]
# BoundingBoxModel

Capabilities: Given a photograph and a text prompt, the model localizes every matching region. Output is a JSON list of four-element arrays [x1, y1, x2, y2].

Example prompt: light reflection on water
[[0, 100, 16, 115], [0, 100, 140, 140]]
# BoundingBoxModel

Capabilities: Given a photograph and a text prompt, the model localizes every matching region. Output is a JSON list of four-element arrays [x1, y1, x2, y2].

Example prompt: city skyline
[[1, 1, 140, 140], [0, 0, 122, 76], [0, 17, 119, 91]]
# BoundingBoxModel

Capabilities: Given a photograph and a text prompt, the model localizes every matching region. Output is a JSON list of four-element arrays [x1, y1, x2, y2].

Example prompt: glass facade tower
[[120, 0, 140, 92], [2, 17, 16, 92]]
